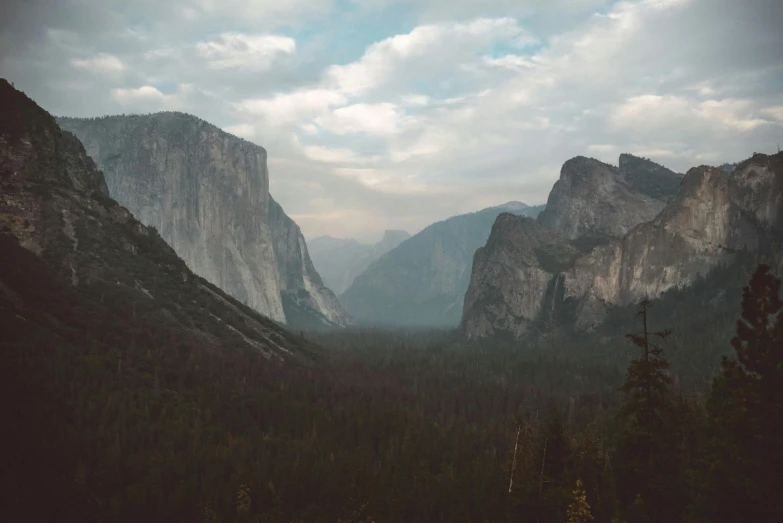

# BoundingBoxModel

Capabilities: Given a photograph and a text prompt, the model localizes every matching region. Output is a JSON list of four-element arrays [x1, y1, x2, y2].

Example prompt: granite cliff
[[0, 78, 314, 361], [537, 154, 682, 243], [340, 202, 544, 326], [308, 229, 411, 295], [461, 153, 783, 339], [57, 113, 351, 329]]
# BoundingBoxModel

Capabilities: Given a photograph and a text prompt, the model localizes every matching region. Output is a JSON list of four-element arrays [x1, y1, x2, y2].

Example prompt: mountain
[[537, 154, 682, 244], [339, 201, 544, 326], [461, 153, 783, 339], [0, 78, 314, 362], [308, 229, 410, 295], [57, 112, 351, 330]]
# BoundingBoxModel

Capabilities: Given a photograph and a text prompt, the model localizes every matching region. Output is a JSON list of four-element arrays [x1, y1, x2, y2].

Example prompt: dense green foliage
[[2, 235, 781, 522]]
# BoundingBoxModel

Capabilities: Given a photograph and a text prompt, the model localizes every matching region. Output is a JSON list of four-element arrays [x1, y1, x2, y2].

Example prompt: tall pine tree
[[614, 299, 686, 523], [699, 264, 783, 522]]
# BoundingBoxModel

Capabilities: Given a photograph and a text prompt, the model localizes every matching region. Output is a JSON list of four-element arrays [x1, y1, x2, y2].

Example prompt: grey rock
[[537, 154, 682, 242], [461, 152, 783, 339], [0, 78, 312, 360], [57, 112, 351, 329], [461, 215, 581, 339], [340, 202, 544, 326]]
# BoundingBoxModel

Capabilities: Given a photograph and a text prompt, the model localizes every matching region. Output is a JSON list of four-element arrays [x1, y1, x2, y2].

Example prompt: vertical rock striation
[[537, 154, 682, 242], [461, 152, 783, 339], [58, 113, 351, 328]]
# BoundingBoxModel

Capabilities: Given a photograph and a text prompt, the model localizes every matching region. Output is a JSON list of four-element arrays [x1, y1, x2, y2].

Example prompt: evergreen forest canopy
[[3, 224, 782, 522]]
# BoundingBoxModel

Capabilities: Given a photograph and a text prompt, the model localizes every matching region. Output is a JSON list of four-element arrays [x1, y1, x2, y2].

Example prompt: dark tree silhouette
[[699, 264, 783, 523], [615, 299, 686, 523]]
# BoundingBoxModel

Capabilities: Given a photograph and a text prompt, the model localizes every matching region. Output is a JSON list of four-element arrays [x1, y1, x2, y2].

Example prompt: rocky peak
[[537, 155, 671, 241], [1, 80, 310, 361], [462, 151, 783, 340], [375, 229, 411, 252], [729, 153, 783, 230], [618, 153, 683, 200], [494, 201, 531, 213], [57, 111, 351, 329]]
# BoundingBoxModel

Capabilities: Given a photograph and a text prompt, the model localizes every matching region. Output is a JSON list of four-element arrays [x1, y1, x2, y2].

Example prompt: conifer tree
[[615, 299, 686, 523], [567, 479, 594, 523], [700, 264, 783, 522]]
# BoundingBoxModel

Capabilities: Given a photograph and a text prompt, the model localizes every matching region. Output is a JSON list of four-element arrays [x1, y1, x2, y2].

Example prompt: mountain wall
[[58, 113, 351, 329], [340, 202, 544, 326], [0, 78, 312, 361], [461, 153, 783, 339], [537, 154, 682, 243]]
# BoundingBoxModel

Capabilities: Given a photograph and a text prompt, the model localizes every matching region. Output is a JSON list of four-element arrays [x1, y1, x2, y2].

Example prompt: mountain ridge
[[308, 229, 411, 295], [339, 201, 544, 326], [461, 152, 783, 339], [57, 111, 351, 329], [0, 78, 315, 361]]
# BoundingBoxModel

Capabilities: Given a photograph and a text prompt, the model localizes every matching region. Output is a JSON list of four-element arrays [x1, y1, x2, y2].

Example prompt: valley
[[2, 51, 782, 523]]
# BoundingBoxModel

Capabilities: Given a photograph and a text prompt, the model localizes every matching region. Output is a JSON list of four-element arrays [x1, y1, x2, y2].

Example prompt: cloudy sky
[[2, 0, 782, 242]]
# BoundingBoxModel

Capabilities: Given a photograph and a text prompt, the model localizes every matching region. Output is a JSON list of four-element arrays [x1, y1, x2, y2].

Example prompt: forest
[[2, 233, 782, 523]]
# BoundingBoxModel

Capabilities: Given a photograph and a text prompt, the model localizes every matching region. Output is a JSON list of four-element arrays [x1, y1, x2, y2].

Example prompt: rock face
[[308, 230, 411, 295], [267, 197, 354, 328], [57, 113, 351, 329], [537, 154, 682, 242], [340, 202, 544, 326], [461, 152, 783, 339], [461, 215, 581, 339], [0, 78, 313, 361]]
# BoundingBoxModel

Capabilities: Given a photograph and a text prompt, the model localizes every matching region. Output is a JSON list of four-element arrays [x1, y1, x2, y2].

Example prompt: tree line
[[2, 237, 781, 522]]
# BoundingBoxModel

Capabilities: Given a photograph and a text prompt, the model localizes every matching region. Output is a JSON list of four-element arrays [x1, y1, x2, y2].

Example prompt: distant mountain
[[308, 229, 410, 295], [0, 78, 314, 362], [339, 202, 544, 326], [461, 152, 783, 339], [57, 112, 351, 329]]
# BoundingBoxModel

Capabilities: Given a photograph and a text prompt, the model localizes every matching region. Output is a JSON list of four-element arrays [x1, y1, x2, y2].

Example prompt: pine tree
[[699, 264, 783, 522], [614, 299, 686, 523], [567, 479, 594, 523]]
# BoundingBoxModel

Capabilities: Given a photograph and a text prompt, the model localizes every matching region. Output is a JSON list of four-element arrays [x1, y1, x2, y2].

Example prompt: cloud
[[316, 103, 410, 136], [235, 89, 348, 128], [71, 53, 126, 73], [222, 123, 257, 140], [2, 0, 782, 242], [195, 0, 333, 25], [611, 95, 774, 133], [196, 33, 296, 71], [324, 17, 524, 97], [109, 84, 199, 111], [303, 145, 382, 165], [111, 85, 167, 104]]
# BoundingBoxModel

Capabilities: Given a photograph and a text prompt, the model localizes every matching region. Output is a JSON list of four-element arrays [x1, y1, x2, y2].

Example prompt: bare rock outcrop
[[462, 152, 783, 339], [58, 113, 351, 328]]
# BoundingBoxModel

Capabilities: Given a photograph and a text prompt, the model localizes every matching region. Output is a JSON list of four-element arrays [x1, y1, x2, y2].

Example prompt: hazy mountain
[[339, 201, 544, 327], [57, 112, 351, 330], [308, 230, 410, 295], [0, 78, 314, 362], [462, 152, 783, 339]]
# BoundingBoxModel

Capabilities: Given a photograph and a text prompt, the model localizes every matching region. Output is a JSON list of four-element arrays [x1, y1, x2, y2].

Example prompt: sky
[[1, 0, 782, 243]]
